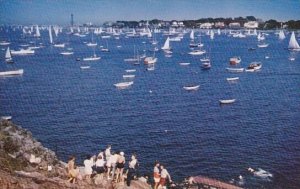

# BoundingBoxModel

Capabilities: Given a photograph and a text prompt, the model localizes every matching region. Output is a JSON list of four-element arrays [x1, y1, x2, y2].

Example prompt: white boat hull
[[0, 69, 24, 76], [219, 99, 236, 104]]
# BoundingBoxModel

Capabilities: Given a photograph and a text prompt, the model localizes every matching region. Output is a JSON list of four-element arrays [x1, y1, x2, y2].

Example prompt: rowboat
[[114, 81, 134, 89], [226, 68, 244, 72], [179, 62, 190, 66], [219, 99, 236, 104], [183, 85, 200, 91], [60, 51, 74, 55], [80, 66, 90, 69], [226, 77, 239, 81], [125, 69, 136, 73], [123, 75, 135, 79]]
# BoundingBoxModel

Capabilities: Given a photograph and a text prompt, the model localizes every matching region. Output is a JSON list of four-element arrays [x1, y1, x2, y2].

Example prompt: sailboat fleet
[[1, 24, 299, 98]]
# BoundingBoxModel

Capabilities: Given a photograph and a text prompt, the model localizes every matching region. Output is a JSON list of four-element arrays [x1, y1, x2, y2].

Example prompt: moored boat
[[183, 85, 200, 91], [229, 56, 241, 65], [226, 77, 239, 81], [219, 99, 236, 104], [123, 74, 135, 79], [245, 62, 262, 72], [114, 81, 134, 89], [179, 62, 190, 66], [226, 67, 244, 72], [80, 66, 90, 69], [60, 51, 74, 55], [10, 48, 35, 55], [0, 69, 24, 76]]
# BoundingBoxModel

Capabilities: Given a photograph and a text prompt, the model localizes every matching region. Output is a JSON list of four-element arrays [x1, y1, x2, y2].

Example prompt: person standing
[[158, 164, 172, 189], [126, 154, 138, 187], [153, 161, 161, 189], [116, 151, 125, 182], [83, 155, 94, 181]]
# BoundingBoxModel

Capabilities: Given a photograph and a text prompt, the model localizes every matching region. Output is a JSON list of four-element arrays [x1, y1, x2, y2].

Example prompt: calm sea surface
[[1, 27, 300, 188]]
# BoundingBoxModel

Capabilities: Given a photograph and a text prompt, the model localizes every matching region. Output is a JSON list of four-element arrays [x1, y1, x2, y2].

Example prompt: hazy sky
[[0, 0, 300, 25]]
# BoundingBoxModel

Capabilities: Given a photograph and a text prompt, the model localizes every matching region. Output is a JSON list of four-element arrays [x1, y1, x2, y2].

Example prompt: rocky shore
[[0, 119, 151, 189]]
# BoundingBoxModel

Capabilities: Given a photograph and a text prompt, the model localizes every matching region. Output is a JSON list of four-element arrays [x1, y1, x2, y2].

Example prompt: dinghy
[[183, 85, 200, 91], [219, 99, 236, 104]]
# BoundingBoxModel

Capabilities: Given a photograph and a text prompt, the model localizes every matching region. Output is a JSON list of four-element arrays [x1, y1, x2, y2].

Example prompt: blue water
[[1, 27, 300, 188]]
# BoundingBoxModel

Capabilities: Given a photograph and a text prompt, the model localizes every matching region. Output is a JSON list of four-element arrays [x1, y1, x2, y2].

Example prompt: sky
[[0, 0, 300, 25]]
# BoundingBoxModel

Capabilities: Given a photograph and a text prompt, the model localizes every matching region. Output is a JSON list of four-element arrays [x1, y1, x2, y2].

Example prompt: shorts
[[154, 177, 160, 183]]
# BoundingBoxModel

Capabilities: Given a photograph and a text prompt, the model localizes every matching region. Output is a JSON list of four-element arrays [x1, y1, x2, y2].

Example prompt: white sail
[[190, 30, 194, 40], [288, 32, 300, 50], [35, 25, 41, 37], [210, 30, 214, 39], [49, 26, 53, 44], [5, 47, 12, 60], [161, 37, 170, 50], [53, 27, 59, 37], [278, 30, 285, 40]]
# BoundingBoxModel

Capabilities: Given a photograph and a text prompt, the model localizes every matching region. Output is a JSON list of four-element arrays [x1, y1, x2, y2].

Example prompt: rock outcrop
[[0, 120, 151, 189]]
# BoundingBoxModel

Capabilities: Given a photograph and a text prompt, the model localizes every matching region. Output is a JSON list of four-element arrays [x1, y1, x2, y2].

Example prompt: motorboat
[[229, 57, 241, 65], [245, 62, 262, 72]]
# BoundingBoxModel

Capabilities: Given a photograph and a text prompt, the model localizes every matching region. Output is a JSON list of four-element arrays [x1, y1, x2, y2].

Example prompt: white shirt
[[84, 159, 93, 174], [105, 148, 111, 160], [95, 159, 106, 167], [161, 169, 170, 180], [129, 159, 137, 169], [154, 166, 159, 173]]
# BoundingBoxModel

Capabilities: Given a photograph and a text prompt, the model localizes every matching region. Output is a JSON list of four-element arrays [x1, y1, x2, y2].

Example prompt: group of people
[[153, 161, 172, 189], [66, 145, 139, 186], [66, 145, 173, 188]]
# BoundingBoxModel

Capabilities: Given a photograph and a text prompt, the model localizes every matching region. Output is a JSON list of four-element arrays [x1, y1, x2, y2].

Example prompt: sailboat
[[278, 30, 285, 40], [210, 30, 215, 40], [161, 37, 171, 51], [100, 40, 109, 52], [83, 48, 101, 61], [144, 51, 157, 64], [288, 32, 300, 51], [86, 32, 97, 47], [190, 32, 203, 48], [124, 45, 140, 62], [34, 25, 41, 38], [190, 29, 195, 41], [5, 47, 13, 63], [49, 26, 53, 44]]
